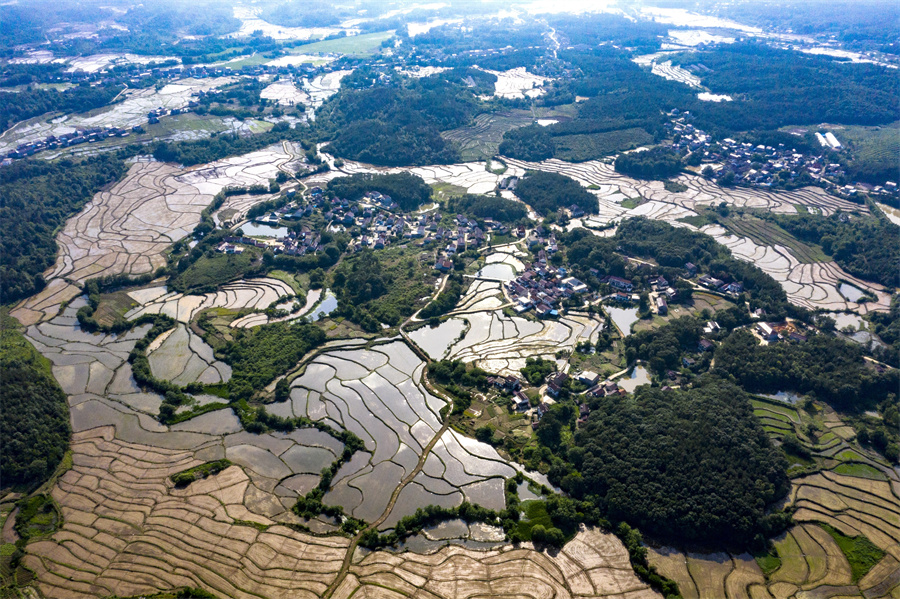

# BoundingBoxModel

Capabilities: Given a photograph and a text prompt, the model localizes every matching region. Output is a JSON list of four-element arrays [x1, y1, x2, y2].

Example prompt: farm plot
[[701, 224, 892, 314], [496, 157, 888, 314], [501, 157, 867, 219], [309, 157, 529, 196], [148, 323, 232, 386], [12, 150, 291, 326], [339, 527, 658, 599], [302, 70, 353, 109], [633, 53, 702, 88], [259, 81, 309, 106], [281, 341, 517, 523], [423, 283, 602, 376], [441, 110, 538, 161], [0, 77, 233, 155], [229, 6, 357, 40], [125, 278, 294, 324]]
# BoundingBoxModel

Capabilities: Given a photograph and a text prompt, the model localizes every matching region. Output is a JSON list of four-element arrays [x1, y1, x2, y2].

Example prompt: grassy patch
[[553, 128, 654, 162], [267, 270, 304, 294], [514, 500, 552, 540], [753, 548, 782, 578], [831, 462, 888, 481], [820, 523, 885, 583], [14, 495, 60, 541], [676, 214, 711, 227], [170, 248, 262, 294], [431, 182, 469, 203], [170, 459, 233, 488], [663, 180, 688, 193], [92, 290, 138, 328], [620, 197, 642, 209], [289, 30, 395, 56]]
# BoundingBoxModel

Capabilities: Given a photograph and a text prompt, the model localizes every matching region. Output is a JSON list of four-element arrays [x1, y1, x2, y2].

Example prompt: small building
[[655, 296, 668, 315]]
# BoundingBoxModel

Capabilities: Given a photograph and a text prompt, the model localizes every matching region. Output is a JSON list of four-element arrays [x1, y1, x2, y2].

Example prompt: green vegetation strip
[[820, 523, 885, 583], [170, 460, 233, 488]]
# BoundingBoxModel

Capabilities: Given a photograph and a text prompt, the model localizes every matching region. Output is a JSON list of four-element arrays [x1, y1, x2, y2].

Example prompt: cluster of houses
[[506, 263, 590, 317], [4, 126, 134, 161], [697, 273, 744, 296], [667, 112, 900, 201], [755, 321, 809, 344]]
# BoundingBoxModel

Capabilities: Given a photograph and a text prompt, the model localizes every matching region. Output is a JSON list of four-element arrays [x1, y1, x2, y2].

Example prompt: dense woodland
[[0, 313, 70, 487], [769, 213, 900, 288], [446, 194, 528, 224], [220, 322, 326, 399], [572, 379, 790, 547], [614, 147, 684, 180], [0, 83, 123, 132], [0, 155, 127, 304], [316, 71, 482, 165], [327, 172, 432, 211], [714, 330, 898, 411], [515, 171, 598, 216], [498, 125, 556, 162], [330, 249, 433, 330], [671, 44, 900, 130]]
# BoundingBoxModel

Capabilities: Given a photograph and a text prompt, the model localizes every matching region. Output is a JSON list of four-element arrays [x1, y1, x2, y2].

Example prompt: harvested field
[[12, 150, 291, 326], [0, 77, 234, 155], [19, 293, 656, 599], [648, 406, 900, 599]]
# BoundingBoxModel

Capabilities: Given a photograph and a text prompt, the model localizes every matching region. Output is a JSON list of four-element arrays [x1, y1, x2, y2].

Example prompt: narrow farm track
[[323, 373, 454, 598]]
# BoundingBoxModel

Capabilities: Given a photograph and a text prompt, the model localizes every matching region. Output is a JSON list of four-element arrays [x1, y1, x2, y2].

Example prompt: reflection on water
[[606, 306, 639, 336], [839, 282, 865, 302], [308, 290, 337, 321], [240, 222, 289, 237], [761, 391, 803, 404], [409, 318, 467, 360], [617, 365, 651, 392], [476, 263, 516, 281]]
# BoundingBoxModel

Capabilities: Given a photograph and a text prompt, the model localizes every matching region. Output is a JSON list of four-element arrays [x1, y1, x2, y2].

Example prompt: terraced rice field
[[482, 67, 551, 99], [441, 110, 537, 161], [12, 148, 293, 326], [649, 397, 900, 599], [0, 77, 234, 155], [633, 53, 701, 88], [18, 225, 654, 598], [410, 276, 603, 376], [497, 157, 890, 314]]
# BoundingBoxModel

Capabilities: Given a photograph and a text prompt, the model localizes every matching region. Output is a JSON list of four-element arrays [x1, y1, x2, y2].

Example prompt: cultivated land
[[0, 77, 235, 156], [11, 147, 292, 326], [309, 153, 892, 315], [14, 252, 658, 599], [8, 128, 898, 596], [647, 396, 900, 599]]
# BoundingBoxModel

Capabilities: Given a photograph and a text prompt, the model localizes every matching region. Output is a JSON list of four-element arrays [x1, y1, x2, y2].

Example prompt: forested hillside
[[573, 378, 790, 546], [0, 312, 70, 487], [0, 155, 127, 303]]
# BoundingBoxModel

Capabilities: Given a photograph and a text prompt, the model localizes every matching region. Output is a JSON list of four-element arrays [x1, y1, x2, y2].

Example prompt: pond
[[825, 312, 867, 331], [476, 263, 516, 281], [239, 222, 289, 238], [308, 290, 337, 321], [617, 365, 651, 393], [839, 282, 865, 302], [761, 391, 803, 405], [605, 306, 639, 336], [409, 318, 467, 360]]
